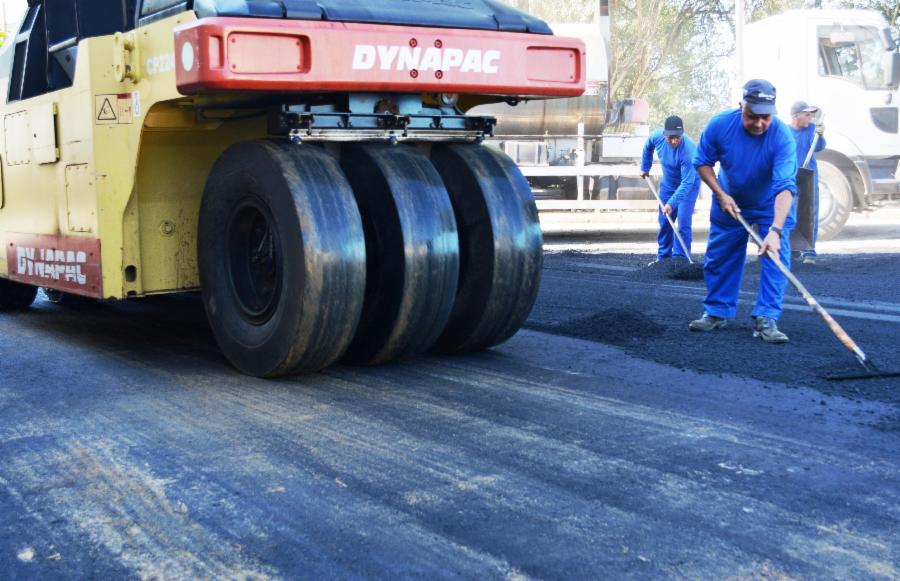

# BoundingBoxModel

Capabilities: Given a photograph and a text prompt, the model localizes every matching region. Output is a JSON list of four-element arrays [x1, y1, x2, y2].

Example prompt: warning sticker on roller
[[95, 94, 135, 125]]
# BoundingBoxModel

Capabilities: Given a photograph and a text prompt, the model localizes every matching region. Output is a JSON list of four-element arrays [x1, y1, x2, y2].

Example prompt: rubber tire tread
[[816, 160, 852, 241], [199, 141, 366, 377], [0, 279, 37, 311], [340, 143, 460, 365], [430, 143, 543, 353]]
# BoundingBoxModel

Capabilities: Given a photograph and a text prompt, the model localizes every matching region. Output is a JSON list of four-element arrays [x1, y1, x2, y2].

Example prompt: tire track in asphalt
[[2, 288, 900, 578]]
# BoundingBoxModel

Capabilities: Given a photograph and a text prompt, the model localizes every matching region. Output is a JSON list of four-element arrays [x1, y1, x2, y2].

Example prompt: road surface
[[2, 216, 899, 579]]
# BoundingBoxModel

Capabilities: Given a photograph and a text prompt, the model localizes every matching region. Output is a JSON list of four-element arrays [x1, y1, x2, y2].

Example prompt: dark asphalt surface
[[2, 251, 900, 579], [531, 252, 900, 407]]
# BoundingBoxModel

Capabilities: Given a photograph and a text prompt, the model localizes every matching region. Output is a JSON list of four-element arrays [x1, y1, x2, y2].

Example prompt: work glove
[[640, 172, 650, 179], [815, 123, 825, 136]]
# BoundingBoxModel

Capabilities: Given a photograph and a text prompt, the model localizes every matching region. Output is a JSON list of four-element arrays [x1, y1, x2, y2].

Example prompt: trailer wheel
[[0, 279, 37, 311], [340, 144, 459, 365], [817, 160, 853, 241], [429, 144, 543, 354], [199, 141, 366, 377]]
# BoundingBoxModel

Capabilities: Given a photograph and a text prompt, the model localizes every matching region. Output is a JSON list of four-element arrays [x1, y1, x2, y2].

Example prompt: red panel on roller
[[174, 18, 585, 97], [228, 33, 309, 74], [6, 234, 103, 298], [526, 47, 581, 83]]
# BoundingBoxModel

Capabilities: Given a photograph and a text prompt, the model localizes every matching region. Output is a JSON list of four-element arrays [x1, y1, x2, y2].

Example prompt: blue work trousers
[[657, 195, 696, 259], [703, 210, 792, 320]]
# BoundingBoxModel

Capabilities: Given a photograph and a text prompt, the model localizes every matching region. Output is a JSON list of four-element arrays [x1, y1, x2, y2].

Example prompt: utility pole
[[734, 0, 745, 103]]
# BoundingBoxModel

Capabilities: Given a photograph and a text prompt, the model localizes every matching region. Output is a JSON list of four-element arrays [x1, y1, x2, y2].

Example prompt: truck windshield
[[818, 25, 887, 90]]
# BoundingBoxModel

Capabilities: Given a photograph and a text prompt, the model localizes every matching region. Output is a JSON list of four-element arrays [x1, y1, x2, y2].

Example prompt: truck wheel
[[340, 144, 460, 365], [0, 279, 38, 311], [429, 143, 543, 354], [817, 160, 853, 241], [199, 141, 366, 377]]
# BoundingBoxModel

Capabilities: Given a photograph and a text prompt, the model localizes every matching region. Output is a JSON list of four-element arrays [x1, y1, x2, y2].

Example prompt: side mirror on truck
[[884, 51, 900, 89]]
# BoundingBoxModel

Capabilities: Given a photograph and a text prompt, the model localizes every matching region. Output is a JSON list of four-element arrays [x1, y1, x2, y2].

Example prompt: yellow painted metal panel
[[32, 102, 60, 165], [0, 11, 280, 296], [65, 164, 96, 233], [4, 111, 31, 165]]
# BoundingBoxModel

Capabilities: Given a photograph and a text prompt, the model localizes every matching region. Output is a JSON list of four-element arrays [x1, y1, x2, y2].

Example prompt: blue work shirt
[[791, 123, 825, 171], [640, 129, 701, 207], [694, 108, 798, 223]]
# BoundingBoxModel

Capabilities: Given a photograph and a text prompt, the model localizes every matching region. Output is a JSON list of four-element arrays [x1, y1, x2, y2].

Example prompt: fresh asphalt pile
[[532, 251, 900, 408], [632, 256, 706, 281]]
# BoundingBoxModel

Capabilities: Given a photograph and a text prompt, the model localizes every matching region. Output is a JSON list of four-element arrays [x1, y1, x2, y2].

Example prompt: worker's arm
[[759, 124, 799, 257], [758, 189, 793, 256], [814, 125, 826, 152], [640, 134, 656, 178], [667, 143, 701, 212], [693, 119, 740, 219], [697, 165, 740, 219]]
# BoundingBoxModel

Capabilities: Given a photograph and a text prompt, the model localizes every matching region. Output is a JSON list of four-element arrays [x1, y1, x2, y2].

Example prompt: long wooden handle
[[802, 132, 820, 169], [643, 177, 694, 264], [734, 212, 870, 366]]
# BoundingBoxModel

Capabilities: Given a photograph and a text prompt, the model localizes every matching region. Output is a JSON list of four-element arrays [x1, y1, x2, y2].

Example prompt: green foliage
[[828, 0, 899, 25], [610, 0, 733, 136]]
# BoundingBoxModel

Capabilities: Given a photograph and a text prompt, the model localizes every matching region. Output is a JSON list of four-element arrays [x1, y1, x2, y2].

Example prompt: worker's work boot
[[753, 317, 789, 343], [689, 314, 727, 332]]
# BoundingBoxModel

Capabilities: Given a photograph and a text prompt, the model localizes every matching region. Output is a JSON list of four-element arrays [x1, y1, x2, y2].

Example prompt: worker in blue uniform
[[689, 79, 798, 343], [790, 101, 826, 264], [640, 115, 701, 263]]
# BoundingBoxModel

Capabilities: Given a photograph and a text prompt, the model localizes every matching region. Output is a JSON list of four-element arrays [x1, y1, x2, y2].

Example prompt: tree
[[609, 0, 733, 135]]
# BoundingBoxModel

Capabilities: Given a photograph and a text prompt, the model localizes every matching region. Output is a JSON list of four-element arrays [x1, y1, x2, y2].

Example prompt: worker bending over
[[640, 115, 701, 263], [690, 79, 798, 343], [790, 101, 826, 264]]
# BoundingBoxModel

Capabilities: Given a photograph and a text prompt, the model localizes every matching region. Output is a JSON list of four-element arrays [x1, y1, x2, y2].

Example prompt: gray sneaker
[[689, 314, 727, 332], [753, 317, 789, 343]]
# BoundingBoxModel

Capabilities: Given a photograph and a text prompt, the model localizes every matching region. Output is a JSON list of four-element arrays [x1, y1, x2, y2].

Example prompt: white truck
[[745, 9, 900, 239]]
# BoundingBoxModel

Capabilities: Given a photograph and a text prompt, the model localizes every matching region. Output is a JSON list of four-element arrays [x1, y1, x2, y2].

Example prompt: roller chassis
[[0, 3, 584, 376]]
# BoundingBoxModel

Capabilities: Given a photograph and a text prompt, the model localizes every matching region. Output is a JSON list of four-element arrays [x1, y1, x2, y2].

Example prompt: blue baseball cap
[[742, 79, 777, 115], [663, 115, 684, 137]]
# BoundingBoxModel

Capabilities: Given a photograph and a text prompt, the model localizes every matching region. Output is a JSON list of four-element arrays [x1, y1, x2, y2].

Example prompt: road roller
[[0, 0, 585, 376]]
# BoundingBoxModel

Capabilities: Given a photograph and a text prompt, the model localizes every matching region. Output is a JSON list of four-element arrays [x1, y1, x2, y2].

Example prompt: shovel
[[643, 176, 694, 264], [734, 211, 900, 381]]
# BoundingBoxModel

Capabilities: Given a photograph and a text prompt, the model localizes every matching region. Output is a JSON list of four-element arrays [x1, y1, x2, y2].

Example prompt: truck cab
[[745, 9, 900, 239]]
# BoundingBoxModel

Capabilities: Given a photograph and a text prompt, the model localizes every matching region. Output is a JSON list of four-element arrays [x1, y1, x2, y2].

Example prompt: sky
[[2, 0, 27, 34]]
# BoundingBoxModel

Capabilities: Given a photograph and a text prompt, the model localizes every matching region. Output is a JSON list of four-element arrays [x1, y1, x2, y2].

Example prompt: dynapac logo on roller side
[[352, 45, 501, 74]]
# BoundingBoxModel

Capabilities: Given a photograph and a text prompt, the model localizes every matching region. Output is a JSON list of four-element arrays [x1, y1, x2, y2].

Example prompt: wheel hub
[[227, 200, 283, 324]]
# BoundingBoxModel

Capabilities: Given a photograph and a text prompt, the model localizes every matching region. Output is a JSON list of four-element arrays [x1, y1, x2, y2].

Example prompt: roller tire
[[816, 160, 853, 241], [199, 141, 366, 377], [430, 143, 543, 354], [340, 144, 459, 365], [0, 279, 37, 311]]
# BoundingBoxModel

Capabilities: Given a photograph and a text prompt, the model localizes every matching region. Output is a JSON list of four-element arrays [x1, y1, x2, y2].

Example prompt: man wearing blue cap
[[689, 79, 798, 343], [790, 101, 826, 264], [640, 115, 701, 264]]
